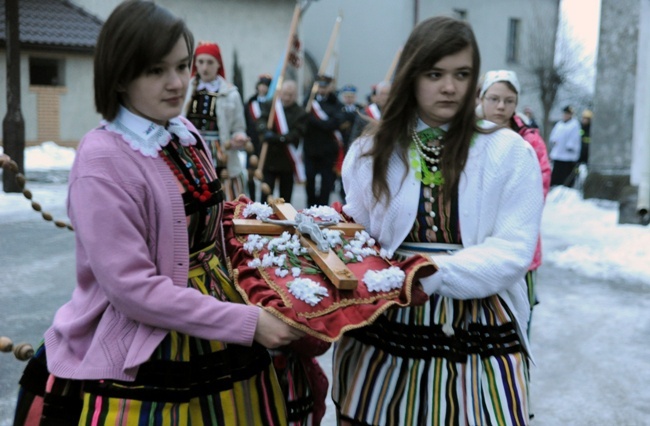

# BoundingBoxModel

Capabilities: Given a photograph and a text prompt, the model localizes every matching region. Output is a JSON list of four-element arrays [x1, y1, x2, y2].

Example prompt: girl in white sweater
[[332, 16, 543, 425]]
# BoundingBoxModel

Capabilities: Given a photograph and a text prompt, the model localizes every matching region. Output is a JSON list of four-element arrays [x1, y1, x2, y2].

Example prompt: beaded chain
[[162, 145, 213, 202], [411, 126, 445, 186], [411, 126, 446, 232]]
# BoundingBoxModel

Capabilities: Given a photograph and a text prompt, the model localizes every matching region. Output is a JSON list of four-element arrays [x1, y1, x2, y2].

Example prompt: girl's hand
[[254, 309, 305, 348]]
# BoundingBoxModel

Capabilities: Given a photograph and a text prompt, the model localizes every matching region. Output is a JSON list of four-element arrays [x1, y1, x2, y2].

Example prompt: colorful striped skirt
[[332, 294, 530, 426], [13, 247, 288, 425]]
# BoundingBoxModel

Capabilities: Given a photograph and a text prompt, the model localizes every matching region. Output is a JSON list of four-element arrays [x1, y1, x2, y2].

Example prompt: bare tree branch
[[523, 5, 594, 141]]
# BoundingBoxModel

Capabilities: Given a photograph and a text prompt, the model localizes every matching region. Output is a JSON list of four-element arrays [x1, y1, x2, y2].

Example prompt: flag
[[322, 31, 339, 81], [267, 34, 302, 100]]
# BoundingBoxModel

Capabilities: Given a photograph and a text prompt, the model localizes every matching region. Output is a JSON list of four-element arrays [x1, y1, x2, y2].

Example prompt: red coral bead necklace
[[162, 145, 212, 202]]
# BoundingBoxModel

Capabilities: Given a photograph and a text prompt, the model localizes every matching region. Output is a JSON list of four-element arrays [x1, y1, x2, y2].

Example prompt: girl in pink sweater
[[14, 1, 302, 424]]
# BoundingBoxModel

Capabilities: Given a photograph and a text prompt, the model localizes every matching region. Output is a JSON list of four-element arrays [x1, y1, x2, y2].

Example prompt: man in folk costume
[[257, 80, 307, 203], [185, 41, 249, 200], [245, 74, 272, 201], [349, 80, 391, 142], [303, 74, 344, 207]]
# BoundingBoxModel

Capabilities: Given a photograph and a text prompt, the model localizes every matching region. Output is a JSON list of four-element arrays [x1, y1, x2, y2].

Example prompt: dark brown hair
[[94, 0, 194, 121], [368, 16, 482, 203]]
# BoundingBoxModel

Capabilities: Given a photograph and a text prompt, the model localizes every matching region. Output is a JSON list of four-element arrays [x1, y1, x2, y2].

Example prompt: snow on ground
[[3, 142, 649, 287]]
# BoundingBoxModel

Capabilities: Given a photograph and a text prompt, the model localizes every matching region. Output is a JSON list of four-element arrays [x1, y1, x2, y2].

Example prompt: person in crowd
[[332, 16, 543, 425], [365, 84, 377, 106], [549, 105, 582, 187], [13, 1, 303, 424], [337, 84, 363, 199], [185, 40, 249, 200], [579, 109, 593, 165], [303, 74, 343, 207], [257, 80, 307, 203], [523, 105, 539, 128], [338, 84, 363, 147], [478, 69, 551, 333], [349, 80, 391, 142], [245, 73, 272, 201]]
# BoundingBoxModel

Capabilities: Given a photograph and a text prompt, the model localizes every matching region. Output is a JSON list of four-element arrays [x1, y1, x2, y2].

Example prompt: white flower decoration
[[341, 230, 378, 262], [287, 277, 329, 306], [275, 268, 289, 278], [243, 202, 274, 221], [247, 258, 262, 268], [243, 234, 269, 253], [322, 228, 344, 247], [363, 266, 405, 292], [302, 205, 341, 223]]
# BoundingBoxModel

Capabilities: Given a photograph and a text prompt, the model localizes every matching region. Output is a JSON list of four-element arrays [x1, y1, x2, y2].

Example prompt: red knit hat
[[191, 41, 225, 79]]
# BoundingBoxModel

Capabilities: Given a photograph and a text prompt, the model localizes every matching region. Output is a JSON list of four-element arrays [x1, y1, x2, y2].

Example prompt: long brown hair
[[368, 16, 482, 203]]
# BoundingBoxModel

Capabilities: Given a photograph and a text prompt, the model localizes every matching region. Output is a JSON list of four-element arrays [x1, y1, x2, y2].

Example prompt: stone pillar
[[584, 0, 639, 205]]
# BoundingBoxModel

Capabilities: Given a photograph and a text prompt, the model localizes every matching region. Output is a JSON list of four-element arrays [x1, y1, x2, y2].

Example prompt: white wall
[[0, 51, 98, 145], [301, 0, 560, 119], [1, 1, 561, 146], [301, 0, 413, 102], [59, 54, 100, 142], [74, 0, 295, 100]]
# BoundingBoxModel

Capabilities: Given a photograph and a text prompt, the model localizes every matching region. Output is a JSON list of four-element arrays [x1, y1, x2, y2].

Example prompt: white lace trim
[[103, 106, 195, 158], [197, 79, 221, 93]]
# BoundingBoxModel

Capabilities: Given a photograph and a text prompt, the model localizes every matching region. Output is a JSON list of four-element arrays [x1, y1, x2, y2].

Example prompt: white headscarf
[[479, 70, 521, 98]]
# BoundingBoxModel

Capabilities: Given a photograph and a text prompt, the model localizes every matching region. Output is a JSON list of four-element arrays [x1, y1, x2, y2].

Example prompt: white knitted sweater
[[342, 121, 544, 344]]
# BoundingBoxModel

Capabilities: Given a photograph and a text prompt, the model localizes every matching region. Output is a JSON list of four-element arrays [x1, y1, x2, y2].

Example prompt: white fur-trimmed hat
[[479, 70, 521, 98]]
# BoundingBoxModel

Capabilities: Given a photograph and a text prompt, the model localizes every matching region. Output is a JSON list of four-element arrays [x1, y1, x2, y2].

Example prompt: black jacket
[[257, 101, 307, 173], [303, 93, 344, 160], [245, 94, 267, 157], [340, 102, 363, 146]]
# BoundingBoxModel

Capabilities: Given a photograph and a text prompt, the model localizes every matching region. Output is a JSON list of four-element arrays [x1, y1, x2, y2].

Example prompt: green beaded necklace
[[409, 126, 445, 187]]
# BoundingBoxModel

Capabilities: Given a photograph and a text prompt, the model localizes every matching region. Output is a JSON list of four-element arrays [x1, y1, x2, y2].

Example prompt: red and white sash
[[312, 100, 345, 175], [311, 100, 344, 146], [274, 99, 306, 183], [365, 103, 381, 120], [248, 100, 262, 120]]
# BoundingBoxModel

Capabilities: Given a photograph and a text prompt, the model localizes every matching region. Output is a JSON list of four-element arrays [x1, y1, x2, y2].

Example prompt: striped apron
[[332, 176, 530, 425]]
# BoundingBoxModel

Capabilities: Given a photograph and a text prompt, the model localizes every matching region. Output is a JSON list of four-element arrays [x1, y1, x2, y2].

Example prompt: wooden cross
[[233, 200, 363, 290]]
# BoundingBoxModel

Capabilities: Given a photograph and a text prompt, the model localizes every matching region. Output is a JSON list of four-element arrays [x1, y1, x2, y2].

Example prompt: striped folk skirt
[[14, 248, 288, 426], [332, 294, 530, 426]]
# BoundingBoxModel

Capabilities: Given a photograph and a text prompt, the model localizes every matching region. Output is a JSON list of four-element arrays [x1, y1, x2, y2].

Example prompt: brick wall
[[29, 85, 68, 145]]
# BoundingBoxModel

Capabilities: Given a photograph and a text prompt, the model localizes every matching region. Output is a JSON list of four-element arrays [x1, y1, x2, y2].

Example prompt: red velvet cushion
[[223, 196, 436, 342]]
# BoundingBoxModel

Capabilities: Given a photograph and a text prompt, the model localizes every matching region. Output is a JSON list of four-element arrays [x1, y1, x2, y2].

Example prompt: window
[[506, 18, 520, 63], [453, 9, 467, 20], [29, 57, 64, 86]]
